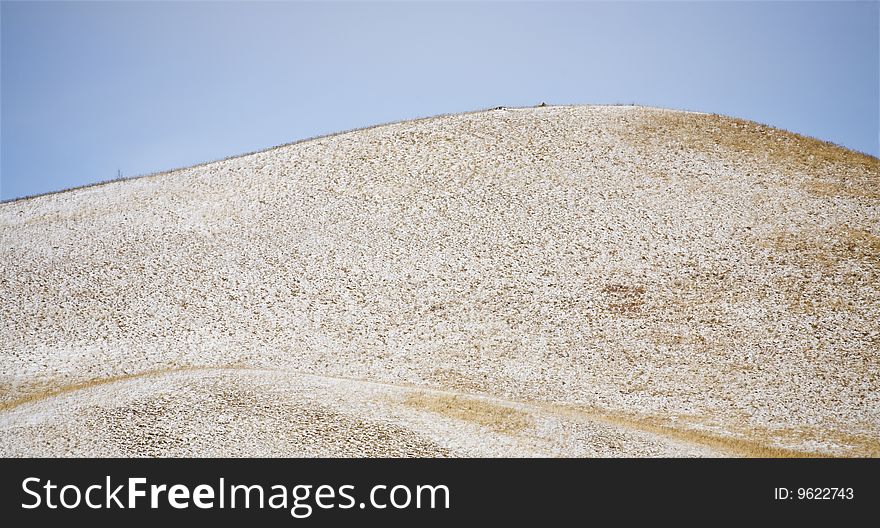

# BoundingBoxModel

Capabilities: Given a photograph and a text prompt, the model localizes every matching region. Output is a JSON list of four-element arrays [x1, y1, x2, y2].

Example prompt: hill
[[1, 105, 878, 456]]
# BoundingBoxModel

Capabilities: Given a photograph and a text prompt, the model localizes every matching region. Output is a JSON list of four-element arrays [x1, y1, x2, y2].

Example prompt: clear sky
[[1, 1, 878, 200]]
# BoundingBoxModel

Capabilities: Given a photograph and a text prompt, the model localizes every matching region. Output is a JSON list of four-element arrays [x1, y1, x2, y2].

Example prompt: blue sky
[[2, 1, 878, 200]]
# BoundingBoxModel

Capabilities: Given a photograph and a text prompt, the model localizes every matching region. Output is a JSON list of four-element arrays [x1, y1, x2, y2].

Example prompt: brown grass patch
[[770, 427, 880, 458], [767, 226, 880, 267], [602, 284, 647, 296], [761, 225, 880, 314], [805, 181, 879, 200], [602, 283, 647, 315], [622, 110, 879, 200], [429, 368, 495, 395], [0, 365, 243, 412], [550, 404, 835, 458], [404, 392, 531, 434], [607, 302, 643, 315], [546, 403, 880, 457]]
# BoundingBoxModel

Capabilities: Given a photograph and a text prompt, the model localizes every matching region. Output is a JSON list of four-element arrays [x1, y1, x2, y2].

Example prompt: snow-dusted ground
[[1, 105, 877, 456]]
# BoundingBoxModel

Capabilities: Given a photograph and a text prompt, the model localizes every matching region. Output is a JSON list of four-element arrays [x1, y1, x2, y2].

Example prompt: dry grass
[[761, 225, 880, 316], [624, 110, 879, 199], [768, 426, 880, 458], [804, 181, 878, 200], [0, 365, 239, 412], [602, 283, 647, 315], [429, 368, 498, 395], [602, 284, 647, 296], [552, 405, 835, 458], [6, 364, 876, 457], [767, 226, 880, 267], [545, 403, 880, 457], [404, 392, 532, 434]]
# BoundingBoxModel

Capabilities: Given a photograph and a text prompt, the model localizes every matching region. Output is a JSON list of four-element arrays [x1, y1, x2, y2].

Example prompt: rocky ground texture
[[1, 105, 878, 457]]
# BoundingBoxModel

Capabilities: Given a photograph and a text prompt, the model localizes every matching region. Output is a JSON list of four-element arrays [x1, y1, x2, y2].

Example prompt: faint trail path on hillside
[[0, 365, 821, 457]]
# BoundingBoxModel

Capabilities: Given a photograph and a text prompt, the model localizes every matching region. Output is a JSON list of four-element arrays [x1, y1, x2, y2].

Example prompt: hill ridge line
[[1, 104, 709, 205]]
